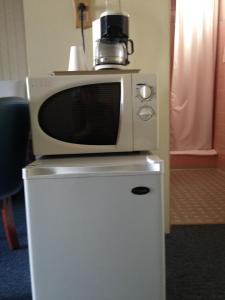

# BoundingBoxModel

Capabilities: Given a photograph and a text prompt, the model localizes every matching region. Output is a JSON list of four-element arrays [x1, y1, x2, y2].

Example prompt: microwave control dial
[[137, 84, 153, 100], [137, 106, 155, 121]]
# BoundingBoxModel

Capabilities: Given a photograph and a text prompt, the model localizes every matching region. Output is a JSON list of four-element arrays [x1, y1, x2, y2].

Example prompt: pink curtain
[[171, 0, 218, 151]]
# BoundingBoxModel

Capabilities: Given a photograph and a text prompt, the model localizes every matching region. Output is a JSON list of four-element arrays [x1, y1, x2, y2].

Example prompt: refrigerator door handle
[[131, 186, 151, 195]]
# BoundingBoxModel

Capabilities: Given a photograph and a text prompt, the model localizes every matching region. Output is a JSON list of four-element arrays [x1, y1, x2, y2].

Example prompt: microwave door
[[38, 83, 121, 146]]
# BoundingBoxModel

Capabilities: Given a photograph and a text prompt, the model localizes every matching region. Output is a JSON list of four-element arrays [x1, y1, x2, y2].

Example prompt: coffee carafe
[[92, 0, 134, 70]]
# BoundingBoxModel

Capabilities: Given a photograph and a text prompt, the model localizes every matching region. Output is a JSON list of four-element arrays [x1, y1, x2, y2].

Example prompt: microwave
[[26, 73, 158, 156]]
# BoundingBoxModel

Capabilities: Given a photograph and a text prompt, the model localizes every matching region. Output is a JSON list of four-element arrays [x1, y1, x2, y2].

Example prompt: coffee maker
[[92, 1, 134, 70]]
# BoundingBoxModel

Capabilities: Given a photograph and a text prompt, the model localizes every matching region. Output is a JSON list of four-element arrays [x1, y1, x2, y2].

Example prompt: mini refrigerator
[[23, 153, 165, 300]]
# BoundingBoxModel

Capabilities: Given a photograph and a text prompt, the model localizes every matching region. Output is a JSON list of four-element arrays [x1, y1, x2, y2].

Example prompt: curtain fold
[[171, 0, 218, 151], [0, 0, 27, 80]]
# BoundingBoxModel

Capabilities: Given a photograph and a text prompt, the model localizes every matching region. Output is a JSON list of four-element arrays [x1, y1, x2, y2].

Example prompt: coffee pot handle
[[127, 39, 134, 55]]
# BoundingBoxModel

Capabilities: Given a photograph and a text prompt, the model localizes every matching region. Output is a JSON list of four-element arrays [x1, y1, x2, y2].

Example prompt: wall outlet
[[73, 0, 92, 29]]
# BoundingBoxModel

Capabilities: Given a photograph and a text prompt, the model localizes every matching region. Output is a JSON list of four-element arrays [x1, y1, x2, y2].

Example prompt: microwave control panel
[[133, 74, 158, 151]]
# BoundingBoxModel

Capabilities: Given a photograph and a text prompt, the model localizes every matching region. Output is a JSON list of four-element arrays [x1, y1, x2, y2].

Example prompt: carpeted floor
[[2, 194, 225, 299], [166, 225, 225, 300], [0, 192, 31, 300], [171, 169, 225, 225]]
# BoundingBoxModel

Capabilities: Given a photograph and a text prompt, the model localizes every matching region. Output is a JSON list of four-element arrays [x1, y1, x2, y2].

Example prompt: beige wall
[[23, 0, 170, 231]]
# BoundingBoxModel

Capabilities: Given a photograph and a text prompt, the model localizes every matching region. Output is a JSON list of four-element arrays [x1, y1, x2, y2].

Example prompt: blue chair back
[[0, 97, 30, 199]]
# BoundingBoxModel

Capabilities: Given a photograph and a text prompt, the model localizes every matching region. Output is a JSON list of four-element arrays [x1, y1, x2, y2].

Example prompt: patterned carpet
[[171, 168, 225, 225]]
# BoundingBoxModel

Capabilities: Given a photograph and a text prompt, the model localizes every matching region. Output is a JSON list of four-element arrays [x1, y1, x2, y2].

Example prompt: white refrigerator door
[[25, 173, 164, 300]]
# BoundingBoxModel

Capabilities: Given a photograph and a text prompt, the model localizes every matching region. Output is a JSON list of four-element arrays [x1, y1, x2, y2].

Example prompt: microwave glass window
[[38, 83, 121, 145]]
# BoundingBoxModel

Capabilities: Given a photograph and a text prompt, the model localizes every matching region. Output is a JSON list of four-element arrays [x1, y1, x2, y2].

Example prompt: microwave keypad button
[[137, 106, 155, 121], [137, 85, 152, 100]]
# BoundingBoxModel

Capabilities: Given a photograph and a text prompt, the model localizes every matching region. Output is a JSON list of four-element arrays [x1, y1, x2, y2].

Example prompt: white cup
[[68, 45, 89, 71]]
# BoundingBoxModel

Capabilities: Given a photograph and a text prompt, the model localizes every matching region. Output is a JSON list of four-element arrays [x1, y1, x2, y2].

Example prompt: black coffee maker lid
[[100, 12, 129, 40]]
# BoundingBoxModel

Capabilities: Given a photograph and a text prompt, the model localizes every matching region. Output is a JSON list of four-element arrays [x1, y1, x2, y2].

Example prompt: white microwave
[[26, 73, 158, 156]]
